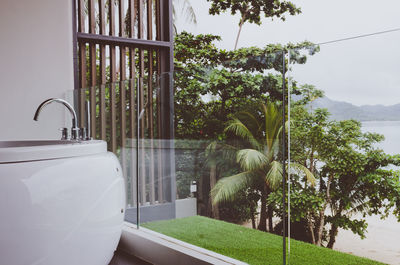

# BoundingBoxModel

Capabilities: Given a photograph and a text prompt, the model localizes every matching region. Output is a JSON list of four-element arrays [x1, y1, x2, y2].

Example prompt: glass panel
[[72, 50, 293, 262], [70, 80, 140, 227], [137, 51, 288, 264], [288, 31, 400, 264], [72, 50, 291, 263]]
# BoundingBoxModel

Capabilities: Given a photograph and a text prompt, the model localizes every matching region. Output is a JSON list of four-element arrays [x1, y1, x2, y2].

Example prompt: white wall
[[0, 0, 74, 140], [175, 198, 197, 219]]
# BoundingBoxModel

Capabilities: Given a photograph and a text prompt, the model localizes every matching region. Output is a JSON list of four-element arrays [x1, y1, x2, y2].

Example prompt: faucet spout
[[34, 98, 78, 128]]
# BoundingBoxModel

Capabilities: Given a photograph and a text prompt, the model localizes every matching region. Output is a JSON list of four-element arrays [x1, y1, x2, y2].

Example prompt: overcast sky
[[175, 0, 400, 106]]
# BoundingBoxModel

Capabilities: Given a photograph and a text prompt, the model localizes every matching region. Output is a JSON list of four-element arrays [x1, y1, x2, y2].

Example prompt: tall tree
[[206, 0, 301, 49], [289, 104, 400, 247]]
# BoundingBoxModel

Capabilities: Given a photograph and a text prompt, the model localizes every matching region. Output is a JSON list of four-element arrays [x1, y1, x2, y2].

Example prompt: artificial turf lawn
[[142, 216, 386, 265]]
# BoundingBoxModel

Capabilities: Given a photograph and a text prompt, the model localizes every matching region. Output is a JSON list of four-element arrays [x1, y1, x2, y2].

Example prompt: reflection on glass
[[288, 31, 400, 265], [133, 51, 288, 264]]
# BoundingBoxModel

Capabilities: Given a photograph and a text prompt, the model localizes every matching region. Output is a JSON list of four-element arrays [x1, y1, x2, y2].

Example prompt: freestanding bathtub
[[0, 140, 125, 265]]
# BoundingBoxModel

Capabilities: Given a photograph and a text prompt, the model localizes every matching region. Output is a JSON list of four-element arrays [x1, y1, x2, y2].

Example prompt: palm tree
[[172, 0, 197, 34], [211, 102, 315, 231]]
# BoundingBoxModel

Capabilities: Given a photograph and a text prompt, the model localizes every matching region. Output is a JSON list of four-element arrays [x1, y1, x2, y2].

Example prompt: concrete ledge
[[116, 222, 248, 265]]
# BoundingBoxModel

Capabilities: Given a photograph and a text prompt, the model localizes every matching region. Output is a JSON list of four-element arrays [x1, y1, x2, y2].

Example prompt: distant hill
[[306, 97, 400, 121]]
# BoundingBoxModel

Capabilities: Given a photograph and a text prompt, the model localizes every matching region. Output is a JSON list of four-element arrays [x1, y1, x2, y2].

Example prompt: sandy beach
[[334, 214, 400, 265]]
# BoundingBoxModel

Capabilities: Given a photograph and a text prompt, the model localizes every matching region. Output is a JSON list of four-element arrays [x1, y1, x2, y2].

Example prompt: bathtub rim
[[0, 140, 107, 163]]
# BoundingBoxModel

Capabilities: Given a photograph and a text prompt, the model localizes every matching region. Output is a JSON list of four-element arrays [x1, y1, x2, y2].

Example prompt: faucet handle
[[59, 127, 69, 140], [71, 127, 81, 140], [80, 127, 88, 140]]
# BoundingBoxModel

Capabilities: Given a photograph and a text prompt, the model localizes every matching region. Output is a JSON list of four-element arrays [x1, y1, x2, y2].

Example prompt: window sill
[[112, 222, 248, 265]]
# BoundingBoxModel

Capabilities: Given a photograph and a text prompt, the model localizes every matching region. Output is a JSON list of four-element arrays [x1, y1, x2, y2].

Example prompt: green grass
[[142, 216, 385, 265]]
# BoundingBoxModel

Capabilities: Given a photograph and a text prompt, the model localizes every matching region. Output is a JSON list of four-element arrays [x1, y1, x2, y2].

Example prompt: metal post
[[159, 0, 175, 208], [282, 50, 287, 265], [287, 50, 291, 265], [72, 0, 78, 90], [136, 77, 140, 227]]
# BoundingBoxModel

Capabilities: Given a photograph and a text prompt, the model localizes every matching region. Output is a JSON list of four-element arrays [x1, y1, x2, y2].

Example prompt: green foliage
[[207, 0, 301, 25], [218, 190, 256, 223], [211, 102, 284, 203], [237, 149, 269, 171], [174, 31, 318, 140], [212, 102, 315, 203], [211, 171, 252, 202], [172, 4, 400, 252], [173, 28, 318, 225], [288, 103, 400, 246], [210, 102, 315, 232], [294, 84, 325, 106]]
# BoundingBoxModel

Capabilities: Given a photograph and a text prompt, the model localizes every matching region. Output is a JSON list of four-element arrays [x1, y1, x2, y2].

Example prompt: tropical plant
[[211, 102, 315, 231]]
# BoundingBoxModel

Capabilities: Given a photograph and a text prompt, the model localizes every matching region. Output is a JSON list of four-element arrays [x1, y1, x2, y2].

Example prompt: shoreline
[[334, 213, 400, 265]]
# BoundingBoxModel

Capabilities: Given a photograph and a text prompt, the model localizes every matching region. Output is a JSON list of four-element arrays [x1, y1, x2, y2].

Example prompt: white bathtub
[[0, 140, 126, 265]]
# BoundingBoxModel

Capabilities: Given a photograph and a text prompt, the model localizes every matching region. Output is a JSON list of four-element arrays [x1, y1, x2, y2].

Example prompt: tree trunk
[[258, 189, 267, 231], [209, 163, 219, 219], [251, 213, 256, 229], [197, 176, 206, 216], [234, 13, 247, 50], [315, 209, 326, 246], [327, 223, 339, 248], [267, 204, 273, 232], [315, 175, 333, 246], [307, 212, 316, 245], [309, 150, 314, 174], [327, 203, 343, 249]]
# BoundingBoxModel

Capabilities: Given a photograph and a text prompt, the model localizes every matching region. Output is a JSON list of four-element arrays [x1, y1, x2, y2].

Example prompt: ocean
[[362, 120, 400, 156]]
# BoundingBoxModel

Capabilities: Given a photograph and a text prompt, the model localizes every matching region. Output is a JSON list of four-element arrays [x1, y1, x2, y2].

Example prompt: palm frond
[[236, 111, 262, 135], [345, 201, 370, 217], [290, 163, 316, 186], [225, 118, 261, 150], [180, 0, 197, 24], [237, 149, 269, 171], [262, 103, 283, 150], [277, 120, 291, 137], [266, 161, 283, 190], [205, 141, 218, 157], [173, 0, 197, 32], [211, 171, 252, 204], [205, 141, 238, 166], [267, 136, 280, 159]]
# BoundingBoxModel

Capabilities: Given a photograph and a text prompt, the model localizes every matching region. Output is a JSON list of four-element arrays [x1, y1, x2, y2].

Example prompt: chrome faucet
[[33, 98, 83, 140]]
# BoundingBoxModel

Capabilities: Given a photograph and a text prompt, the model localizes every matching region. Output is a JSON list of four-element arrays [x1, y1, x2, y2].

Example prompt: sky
[[175, 0, 400, 106]]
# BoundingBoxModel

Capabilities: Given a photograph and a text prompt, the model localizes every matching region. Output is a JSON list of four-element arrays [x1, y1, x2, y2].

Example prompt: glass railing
[[133, 52, 288, 264], [72, 29, 400, 265], [74, 50, 290, 264]]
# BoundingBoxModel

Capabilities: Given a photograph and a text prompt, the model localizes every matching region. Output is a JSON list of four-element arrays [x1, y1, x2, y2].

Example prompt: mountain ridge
[[307, 97, 400, 121]]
